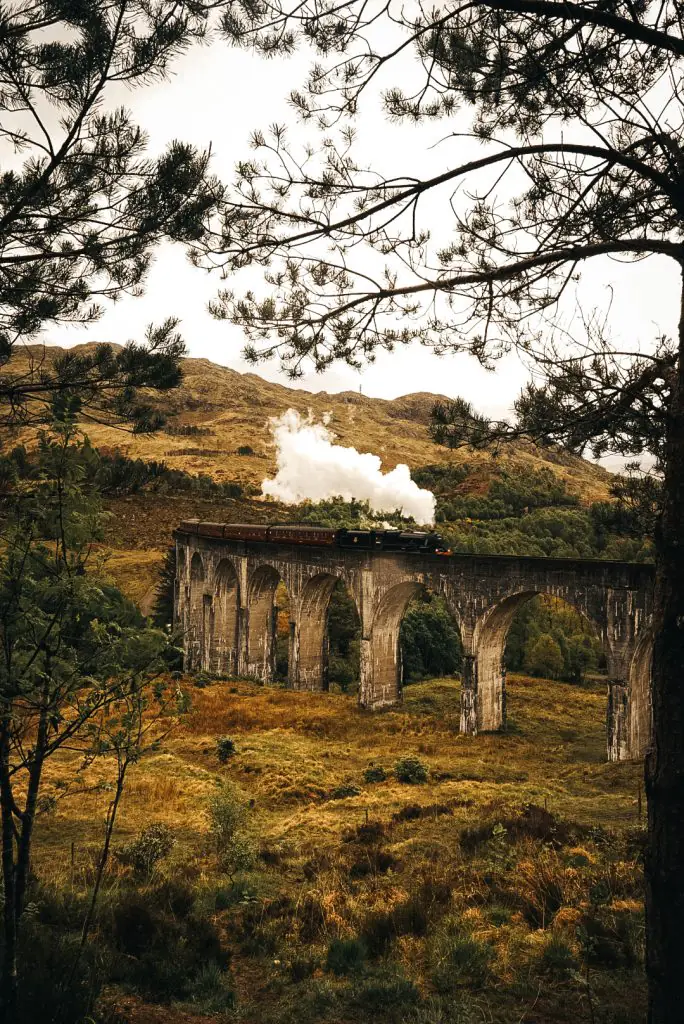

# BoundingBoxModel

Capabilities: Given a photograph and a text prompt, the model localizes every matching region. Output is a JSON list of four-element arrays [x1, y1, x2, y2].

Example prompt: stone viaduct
[[174, 527, 655, 763]]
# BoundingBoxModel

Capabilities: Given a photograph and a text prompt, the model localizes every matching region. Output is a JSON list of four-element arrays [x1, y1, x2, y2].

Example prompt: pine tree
[[211, 6, 684, 1019], [0, 1, 225, 430]]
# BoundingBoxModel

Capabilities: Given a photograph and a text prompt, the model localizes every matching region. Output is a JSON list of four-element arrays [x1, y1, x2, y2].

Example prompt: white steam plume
[[261, 409, 436, 525]]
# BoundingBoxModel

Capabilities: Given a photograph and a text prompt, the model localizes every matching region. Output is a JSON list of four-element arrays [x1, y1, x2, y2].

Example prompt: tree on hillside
[[0, 1, 225, 431], [209, 5, 684, 1019]]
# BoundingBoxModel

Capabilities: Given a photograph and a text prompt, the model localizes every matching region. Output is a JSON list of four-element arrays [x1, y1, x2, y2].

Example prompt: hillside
[[4, 343, 613, 503]]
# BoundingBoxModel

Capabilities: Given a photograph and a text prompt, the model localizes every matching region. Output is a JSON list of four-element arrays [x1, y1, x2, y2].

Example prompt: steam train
[[177, 520, 449, 554]]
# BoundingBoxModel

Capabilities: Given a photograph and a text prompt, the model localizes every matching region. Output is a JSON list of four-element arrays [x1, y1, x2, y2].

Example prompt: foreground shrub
[[289, 956, 318, 982], [14, 921, 103, 1024], [326, 938, 367, 976], [361, 896, 429, 955], [239, 895, 301, 955], [345, 819, 386, 845], [216, 736, 237, 762], [363, 764, 388, 783], [579, 907, 643, 968], [108, 890, 227, 1001], [513, 850, 565, 929], [460, 804, 576, 853], [349, 849, 398, 879], [208, 783, 256, 878], [329, 782, 361, 799], [394, 756, 429, 784], [116, 823, 175, 875], [347, 972, 420, 1017]]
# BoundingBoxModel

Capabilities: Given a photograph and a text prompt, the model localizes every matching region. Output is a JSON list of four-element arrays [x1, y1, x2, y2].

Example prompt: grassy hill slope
[[6, 343, 612, 503]]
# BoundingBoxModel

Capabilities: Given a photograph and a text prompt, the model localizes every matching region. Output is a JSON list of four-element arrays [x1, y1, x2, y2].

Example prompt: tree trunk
[[645, 266, 684, 1024], [79, 763, 126, 950], [0, 723, 18, 1023], [14, 688, 49, 922]]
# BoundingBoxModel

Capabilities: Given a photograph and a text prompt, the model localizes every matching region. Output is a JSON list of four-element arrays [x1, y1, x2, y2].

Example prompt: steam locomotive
[[177, 520, 449, 554]]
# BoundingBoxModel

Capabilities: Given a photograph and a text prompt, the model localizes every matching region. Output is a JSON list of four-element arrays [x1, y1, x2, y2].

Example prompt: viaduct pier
[[174, 523, 655, 762]]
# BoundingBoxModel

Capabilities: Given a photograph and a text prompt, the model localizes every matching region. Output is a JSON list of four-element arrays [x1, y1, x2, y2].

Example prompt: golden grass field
[[34, 672, 646, 1024]]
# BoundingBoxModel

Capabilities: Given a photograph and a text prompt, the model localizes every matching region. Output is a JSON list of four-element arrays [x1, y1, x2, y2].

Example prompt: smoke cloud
[[261, 409, 436, 525]]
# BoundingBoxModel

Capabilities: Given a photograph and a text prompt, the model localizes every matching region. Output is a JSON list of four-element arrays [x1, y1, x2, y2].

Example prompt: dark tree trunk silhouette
[[645, 266, 684, 1024]]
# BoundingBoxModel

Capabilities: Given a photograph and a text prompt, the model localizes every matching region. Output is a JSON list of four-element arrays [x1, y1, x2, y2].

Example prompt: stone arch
[[246, 564, 287, 682], [472, 589, 603, 733], [293, 572, 358, 691], [628, 629, 653, 760], [326, 577, 363, 693], [210, 559, 240, 676], [362, 580, 426, 709], [187, 552, 206, 672]]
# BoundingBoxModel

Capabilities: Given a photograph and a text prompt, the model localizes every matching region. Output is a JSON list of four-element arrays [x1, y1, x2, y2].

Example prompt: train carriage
[[222, 523, 270, 543], [268, 525, 337, 547], [176, 520, 446, 554]]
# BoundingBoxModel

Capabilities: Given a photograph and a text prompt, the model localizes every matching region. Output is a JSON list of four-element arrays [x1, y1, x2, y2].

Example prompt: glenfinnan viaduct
[[174, 526, 655, 762]]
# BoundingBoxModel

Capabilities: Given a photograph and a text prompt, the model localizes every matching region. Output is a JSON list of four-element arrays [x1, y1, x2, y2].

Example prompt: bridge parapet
[[174, 529, 655, 762]]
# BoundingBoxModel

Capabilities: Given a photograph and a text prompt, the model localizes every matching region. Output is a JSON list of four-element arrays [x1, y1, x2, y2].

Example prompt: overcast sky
[[40, 32, 682, 422]]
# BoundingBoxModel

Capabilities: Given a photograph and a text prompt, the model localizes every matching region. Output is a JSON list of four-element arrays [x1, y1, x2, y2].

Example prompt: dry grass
[[32, 672, 646, 1024], [102, 547, 165, 610]]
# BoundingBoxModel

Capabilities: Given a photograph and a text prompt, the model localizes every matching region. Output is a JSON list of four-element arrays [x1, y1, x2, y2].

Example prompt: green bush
[[288, 956, 318, 982], [13, 921, 104, 1024], [523, 633, 564, 679], [116, 823, 175, 875], [328, 653, 357, 691], [400, 593, 462, 682], [329, 783, 361, 799], [363, 764, 388, 784], [326, 938, 367, 976], [208, 783, 257, 878], [216, 736, 237, 762], [347, 973, 420, 1015], [504, 594, 604, 682], [108, 890, 226, 1001], [361, 895, 430, 955], [327, 581, 361, 689], [579, 908, 642, 969], [395, 756, 429, 784], [486, 903, 512, 927]]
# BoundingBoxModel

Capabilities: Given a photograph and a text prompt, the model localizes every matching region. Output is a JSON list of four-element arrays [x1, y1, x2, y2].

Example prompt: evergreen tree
[[0, 1, 225, 431], [154, 545, 177, 630], [212, 7, 684, 1016]]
